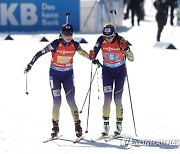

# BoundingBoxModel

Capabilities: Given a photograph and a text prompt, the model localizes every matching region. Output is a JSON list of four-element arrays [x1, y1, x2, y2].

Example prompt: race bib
[[104, 53, 119, 61], [57, 56, 71, 64]]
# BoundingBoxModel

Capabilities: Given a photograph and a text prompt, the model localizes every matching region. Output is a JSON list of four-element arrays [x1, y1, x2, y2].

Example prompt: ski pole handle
[[66, 12, 70, 24]]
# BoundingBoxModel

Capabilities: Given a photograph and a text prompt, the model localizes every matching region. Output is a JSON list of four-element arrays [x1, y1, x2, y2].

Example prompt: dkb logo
[[0, 3, 38, 26]]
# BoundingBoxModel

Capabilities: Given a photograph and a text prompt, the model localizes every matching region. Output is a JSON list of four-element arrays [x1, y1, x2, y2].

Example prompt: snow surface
[[1, 1, 180, 153]]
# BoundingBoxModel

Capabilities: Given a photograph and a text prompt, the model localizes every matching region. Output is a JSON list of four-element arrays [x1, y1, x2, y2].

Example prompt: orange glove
[[119, 40, 128, 51], [120, 41, 127, 50]]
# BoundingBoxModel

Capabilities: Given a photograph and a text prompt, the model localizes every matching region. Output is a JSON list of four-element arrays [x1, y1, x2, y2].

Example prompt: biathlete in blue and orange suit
[[90, 23, 134, 136], [24, 23, 94, 138]]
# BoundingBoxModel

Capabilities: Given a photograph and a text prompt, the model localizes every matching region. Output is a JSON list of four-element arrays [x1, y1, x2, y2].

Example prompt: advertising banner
[[0, 0, 80, 32]]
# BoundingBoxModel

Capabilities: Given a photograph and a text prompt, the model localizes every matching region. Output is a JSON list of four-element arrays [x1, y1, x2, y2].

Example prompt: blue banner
[[0, 0, 80, 32]]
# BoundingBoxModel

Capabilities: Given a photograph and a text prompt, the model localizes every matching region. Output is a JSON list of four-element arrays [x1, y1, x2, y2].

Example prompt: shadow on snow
[[47, 136, 180, 150]]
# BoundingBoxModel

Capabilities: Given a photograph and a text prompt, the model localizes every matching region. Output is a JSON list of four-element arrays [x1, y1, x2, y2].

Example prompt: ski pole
[[84, 61, 102, 133], [25, 73, 29, 95], [124, 59, 137, 136], [85, 62, 93, 133], [79, 65, 99, 114]]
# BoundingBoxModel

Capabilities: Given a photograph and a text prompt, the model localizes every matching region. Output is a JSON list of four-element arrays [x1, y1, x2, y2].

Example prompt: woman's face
[[104, 34, 115, 43], [61, 31, 73, 43], [61, 34, 73, 43]]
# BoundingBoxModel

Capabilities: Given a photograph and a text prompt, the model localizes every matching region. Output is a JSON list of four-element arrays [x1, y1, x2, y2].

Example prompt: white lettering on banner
[[42, 19, 59, 26], [0, 3, 19, 25], [21, 4, 38, 25], [0, 3, 38, 26], [41, 3, 59, 26], [42, 12, 59, 18], [42, 3, 55, 10]]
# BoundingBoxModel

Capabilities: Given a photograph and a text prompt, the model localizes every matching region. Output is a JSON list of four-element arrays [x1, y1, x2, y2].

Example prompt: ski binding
[[73, 136, 84, 143]]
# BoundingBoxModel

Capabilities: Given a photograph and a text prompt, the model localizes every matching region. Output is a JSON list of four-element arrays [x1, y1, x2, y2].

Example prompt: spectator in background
[[124, 0, 130, 19], [129, 0, 142, 26], [140, 0, 145, 20], [124, 0, 145, 22], [154, 0, 168, 41], [167, 0, 177, 25]]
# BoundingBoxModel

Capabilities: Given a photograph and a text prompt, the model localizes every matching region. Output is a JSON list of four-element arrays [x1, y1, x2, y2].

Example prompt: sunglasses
[[104, 34, 114, 39], [62, 31, 73, 36]]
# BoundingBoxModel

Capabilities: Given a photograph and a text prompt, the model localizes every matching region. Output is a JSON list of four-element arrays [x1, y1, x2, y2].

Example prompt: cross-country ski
[[105, 134, 128, 142], [43, 135, 63, 143], [91, 135, 113, 142]]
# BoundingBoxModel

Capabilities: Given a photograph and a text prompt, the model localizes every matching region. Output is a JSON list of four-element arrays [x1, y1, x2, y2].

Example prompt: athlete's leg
[[63, 70, 82, 137], [102, 67, 113, 118], [114, 65, 126, 119], [63, 70, 80, 122], [49, 69, 62, 122]]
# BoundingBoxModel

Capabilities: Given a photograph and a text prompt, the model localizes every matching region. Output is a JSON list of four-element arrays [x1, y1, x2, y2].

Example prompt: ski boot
[[51, 120, 59, 138], [75, 120, 83, 137], [101, 116, 110, 136], [114, 118, 122, 135]]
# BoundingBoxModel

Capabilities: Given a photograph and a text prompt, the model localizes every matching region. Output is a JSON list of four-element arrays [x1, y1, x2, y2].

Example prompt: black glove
[[24, 64, 32, 74], [92, 59, 102, 67]]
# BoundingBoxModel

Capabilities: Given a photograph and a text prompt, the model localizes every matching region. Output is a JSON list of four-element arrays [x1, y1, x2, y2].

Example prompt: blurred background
[[0, 0, 127, 33], [3, 0, 180, 34], [0, 0, 180, 39]]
